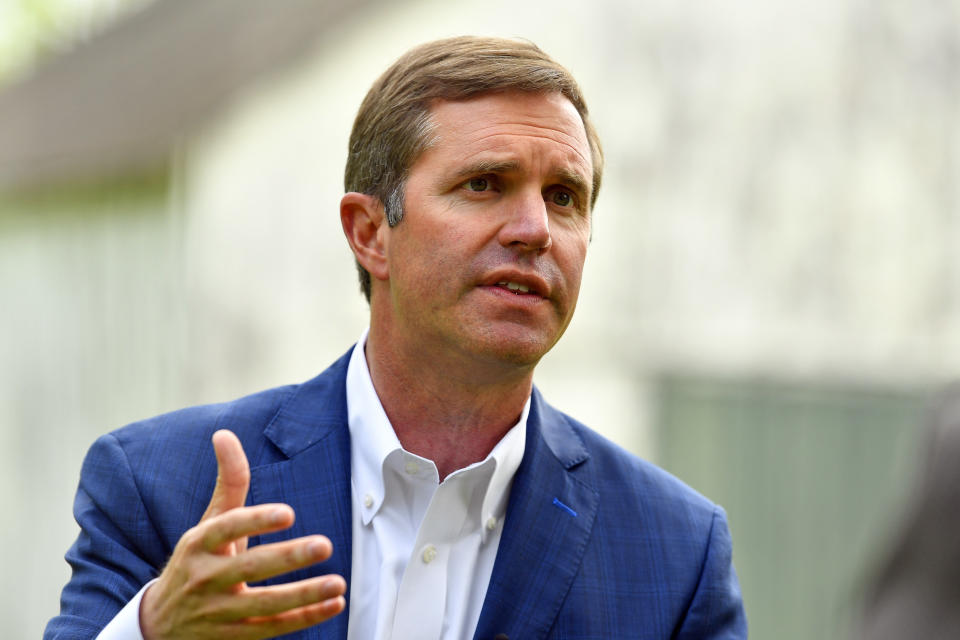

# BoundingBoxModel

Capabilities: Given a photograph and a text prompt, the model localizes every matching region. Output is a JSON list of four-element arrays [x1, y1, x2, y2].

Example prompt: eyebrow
[[449, 159, 592, 202], [450, 159, 521, 182]]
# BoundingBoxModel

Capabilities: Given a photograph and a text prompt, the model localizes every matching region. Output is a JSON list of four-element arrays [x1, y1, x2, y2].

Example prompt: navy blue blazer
[[46, 348, 747, 639]]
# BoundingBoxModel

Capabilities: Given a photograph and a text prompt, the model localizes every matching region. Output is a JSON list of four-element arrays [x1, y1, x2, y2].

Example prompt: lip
[[478, 270, 550, 299]]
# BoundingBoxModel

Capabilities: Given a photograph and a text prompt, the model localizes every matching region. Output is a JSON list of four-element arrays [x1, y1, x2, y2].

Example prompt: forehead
[[419, 91, 593, 181]]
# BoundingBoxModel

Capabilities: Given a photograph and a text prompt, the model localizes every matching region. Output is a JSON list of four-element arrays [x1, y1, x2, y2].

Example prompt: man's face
[[378, 90, 593, 373]]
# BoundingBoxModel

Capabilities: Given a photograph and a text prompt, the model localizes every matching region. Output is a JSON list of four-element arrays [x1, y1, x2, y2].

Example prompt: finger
[[240, 595, 347, 638], [215, 535, 333, 586], [210, 574, 346, 621], [196, 504, 295, 553], [202, 429, 251, 521]]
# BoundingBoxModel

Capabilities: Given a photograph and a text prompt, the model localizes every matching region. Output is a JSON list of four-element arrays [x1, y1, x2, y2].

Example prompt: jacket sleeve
[[44, 433, 169, 640], [674, 506, 748, 639]]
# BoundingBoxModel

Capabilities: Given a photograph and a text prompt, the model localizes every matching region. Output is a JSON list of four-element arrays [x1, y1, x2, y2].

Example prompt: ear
[[340, 192, 389, 282]]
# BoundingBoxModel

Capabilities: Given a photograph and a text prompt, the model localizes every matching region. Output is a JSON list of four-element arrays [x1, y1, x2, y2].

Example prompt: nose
[[498, 190, 552, 253]]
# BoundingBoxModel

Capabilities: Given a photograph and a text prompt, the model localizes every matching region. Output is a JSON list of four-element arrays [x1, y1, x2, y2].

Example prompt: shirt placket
[[390, 472, 472, 640]]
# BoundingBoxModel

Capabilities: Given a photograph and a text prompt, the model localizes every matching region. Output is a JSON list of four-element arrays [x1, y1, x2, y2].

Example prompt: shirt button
[[404, 460, 420, 475], [363, 494, 374, 508], [486, 516, 498, 531], [422, 544, 438, 564]]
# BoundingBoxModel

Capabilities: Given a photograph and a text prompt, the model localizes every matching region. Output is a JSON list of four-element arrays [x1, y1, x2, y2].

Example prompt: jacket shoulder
[[538, 404, 747, 638], [108, 382, 299, 464], [108, 345, 354, 469], [548, 405, 720, 523]]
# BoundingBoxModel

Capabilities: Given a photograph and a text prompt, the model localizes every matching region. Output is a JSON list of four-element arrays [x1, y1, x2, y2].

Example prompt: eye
[[549, 190, 574, 207], [463, 177, 492, 192]]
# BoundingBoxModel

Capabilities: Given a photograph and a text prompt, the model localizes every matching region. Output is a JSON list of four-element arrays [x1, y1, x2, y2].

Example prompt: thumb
[[202, 429, 251, 521]]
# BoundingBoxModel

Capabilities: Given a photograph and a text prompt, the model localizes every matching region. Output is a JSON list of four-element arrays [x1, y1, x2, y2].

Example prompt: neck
[[364, 326, 533, 481]]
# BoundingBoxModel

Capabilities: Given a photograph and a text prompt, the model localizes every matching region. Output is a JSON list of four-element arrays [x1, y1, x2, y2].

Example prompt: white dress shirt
[[346, 329, 527, 639], [96, 329, 528, 640]]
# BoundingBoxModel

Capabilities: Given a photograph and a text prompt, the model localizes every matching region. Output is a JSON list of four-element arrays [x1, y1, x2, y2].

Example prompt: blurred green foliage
[[0, 0, 147, 87]]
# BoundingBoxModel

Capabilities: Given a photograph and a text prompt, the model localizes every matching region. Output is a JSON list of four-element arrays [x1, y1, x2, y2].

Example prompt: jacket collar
[[533, 387, 590, 470], [473, 388, 599, 640], [253, 349, 598, 640], [250, 347, 355, 640], [262, 347, 354, 458]]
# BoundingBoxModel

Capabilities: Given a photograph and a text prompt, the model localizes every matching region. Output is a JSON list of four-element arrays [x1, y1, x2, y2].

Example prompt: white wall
[[0, 188, 188, 638]]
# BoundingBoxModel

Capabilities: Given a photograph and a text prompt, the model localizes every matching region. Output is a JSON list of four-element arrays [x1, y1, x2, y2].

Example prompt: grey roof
[[0, 0, 374, 191]]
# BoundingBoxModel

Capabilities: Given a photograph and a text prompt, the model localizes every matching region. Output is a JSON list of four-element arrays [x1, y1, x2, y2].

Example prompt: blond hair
[[345, 36, 604, 300]]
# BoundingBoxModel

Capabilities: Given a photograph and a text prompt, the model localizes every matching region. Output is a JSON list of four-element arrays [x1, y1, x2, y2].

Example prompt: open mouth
[[496, 281, 533, 294]]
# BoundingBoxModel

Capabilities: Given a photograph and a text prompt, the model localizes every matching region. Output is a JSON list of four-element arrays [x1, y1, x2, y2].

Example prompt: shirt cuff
[[95, 579, 157, 640]]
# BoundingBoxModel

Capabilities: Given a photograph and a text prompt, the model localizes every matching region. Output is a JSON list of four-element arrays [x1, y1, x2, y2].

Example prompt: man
[[46, 36, 747, 639]]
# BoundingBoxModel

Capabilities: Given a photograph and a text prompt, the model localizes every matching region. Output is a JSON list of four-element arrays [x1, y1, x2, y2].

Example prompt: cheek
[[429, 224, 488, 271], [557, 234, 590, 281], [393, 238, 463, 303]]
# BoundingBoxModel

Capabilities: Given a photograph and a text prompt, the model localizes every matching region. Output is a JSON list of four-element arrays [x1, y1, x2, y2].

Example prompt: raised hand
[[139, 430, 346, 639]]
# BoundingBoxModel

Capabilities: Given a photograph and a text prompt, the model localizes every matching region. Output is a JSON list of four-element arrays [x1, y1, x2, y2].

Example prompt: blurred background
[[2, 0, 957, 637]]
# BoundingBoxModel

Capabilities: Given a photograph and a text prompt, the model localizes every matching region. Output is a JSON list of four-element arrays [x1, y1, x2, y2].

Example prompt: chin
[[462, 326, 560, 369]]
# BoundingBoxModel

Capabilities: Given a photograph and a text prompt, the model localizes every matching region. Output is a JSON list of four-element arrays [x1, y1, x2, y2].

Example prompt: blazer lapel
[[248, 350, 354, 640], [473, 389, 599, 640]]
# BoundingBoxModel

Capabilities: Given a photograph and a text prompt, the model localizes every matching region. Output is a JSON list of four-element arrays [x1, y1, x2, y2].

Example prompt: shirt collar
[[345, 328, 528, 540], [346, 328, 401, 526], [476, 399, 527, 542]]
